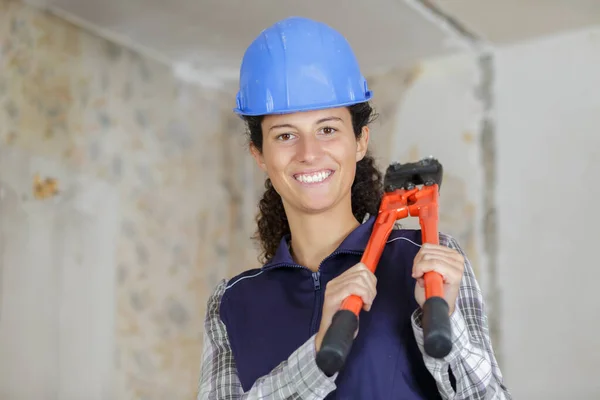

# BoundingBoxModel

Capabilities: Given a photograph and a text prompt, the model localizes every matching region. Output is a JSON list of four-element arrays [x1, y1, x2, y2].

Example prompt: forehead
[[262, 107, 351, 129]]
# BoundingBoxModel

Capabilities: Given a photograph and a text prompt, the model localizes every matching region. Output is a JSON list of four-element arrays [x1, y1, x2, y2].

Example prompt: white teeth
[[295, 170, 331, 183]]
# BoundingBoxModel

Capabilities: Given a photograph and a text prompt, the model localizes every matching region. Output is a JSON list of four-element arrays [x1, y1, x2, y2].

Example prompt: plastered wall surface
[[319, 59, 488, 288], [386, 54, 489, 297], [10, 0, 597, 398], [384, 26, 600, 398], [0, 147, 120, 400], [0, 1, 262, 398], [495, 27, 600, 399], [380, 51, 509, 366], [0, 1, 490, 398], [349, 59, 487, 276], [0, 0, 507, 397]]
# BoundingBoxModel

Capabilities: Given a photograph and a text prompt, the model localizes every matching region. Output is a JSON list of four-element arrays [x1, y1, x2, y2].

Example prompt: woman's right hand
[[314, 262, 378, 352]]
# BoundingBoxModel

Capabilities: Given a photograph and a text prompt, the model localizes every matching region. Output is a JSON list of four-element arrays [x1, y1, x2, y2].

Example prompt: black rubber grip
[[315, 309, 359, 377], [422, 296, 453, 358]]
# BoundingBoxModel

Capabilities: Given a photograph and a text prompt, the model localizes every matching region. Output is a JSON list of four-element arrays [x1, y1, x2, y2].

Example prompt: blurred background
[[0, 0, 599, 399]]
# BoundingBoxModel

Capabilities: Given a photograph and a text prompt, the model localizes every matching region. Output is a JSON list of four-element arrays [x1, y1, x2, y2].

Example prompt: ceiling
[[23, 0, 600, 87], [430, 0, 600, 44]]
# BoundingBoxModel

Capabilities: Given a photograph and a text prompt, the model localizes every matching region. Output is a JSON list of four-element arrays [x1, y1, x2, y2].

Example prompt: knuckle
[[360, 270, 371, 279], [347, 282, 363, 293]]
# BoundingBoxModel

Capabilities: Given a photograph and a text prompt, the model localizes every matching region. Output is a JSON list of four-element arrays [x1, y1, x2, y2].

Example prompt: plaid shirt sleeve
[[197, 279, 337, 400], [411, 233, 513, 400]]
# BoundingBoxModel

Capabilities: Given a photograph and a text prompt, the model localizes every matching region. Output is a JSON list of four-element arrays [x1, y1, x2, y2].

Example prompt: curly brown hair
[[243, 102, 383, 264]]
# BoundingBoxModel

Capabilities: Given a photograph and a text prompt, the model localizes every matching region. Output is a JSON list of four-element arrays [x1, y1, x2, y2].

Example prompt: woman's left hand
[[412, 243, 465, 316]]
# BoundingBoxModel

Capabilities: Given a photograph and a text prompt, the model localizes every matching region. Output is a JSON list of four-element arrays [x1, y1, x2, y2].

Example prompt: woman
[[198, 17, 511, 400]]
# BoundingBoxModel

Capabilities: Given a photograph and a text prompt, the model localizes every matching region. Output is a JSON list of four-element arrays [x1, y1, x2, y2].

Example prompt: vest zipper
[[310, 271, 322, 334], [312, 271, 321, 290], [309, 250, 363, 335]]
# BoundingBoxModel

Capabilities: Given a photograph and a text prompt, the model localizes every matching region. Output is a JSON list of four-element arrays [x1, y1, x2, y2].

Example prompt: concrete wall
[[0, 3, 473, 396], [382, 25, 600, 399], [0, 1, 500, 398], [367, 52, 490, 300], [358, 58, 487, 268], [2, 0, 598, 398], [495, 26, 600, 399], [386, 54, 487, 272], [0, 1, 261, 399]]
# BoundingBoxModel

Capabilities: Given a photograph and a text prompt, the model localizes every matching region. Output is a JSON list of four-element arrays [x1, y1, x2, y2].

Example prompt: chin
[[296, 197, 338, 215]]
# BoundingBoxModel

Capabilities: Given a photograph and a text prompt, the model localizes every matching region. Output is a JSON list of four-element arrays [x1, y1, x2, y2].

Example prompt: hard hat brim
[[233, 92, 373, 117]]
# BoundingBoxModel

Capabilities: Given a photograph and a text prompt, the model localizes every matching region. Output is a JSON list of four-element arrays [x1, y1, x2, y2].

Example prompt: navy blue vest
[[220, 217, 442, 399]]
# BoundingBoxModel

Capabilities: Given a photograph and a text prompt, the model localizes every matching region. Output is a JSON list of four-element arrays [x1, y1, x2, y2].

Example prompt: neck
[[285, 199, 360, 272]]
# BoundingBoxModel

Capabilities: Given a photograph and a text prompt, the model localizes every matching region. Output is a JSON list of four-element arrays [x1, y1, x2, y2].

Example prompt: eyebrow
[[268, 117, 343, 132]]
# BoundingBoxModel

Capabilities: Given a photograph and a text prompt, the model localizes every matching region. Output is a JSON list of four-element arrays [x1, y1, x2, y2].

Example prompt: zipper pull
[[312, 272, 321, 291]]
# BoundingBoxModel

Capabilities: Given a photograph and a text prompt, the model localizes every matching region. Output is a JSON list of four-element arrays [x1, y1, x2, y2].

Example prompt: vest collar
[[262, 215, 376, 270]]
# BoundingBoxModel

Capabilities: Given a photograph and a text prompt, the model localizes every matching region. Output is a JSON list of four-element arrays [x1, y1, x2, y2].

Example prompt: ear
[[355, 126, 370, 162], [250, 144, 267, 172]]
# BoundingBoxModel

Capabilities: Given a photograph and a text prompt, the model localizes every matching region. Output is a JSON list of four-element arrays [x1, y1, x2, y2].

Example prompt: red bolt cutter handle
[[316, 184, 452, 376]]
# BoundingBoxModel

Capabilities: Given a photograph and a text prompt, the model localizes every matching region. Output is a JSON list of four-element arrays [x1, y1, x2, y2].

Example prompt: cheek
[[262, 146, 292, 177], [332, 141, 359, 182], [330, 140, 358, 164]]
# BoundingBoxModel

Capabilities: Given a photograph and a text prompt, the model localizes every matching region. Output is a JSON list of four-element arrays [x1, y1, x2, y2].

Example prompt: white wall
[[388, 53, 490, 300], [0, 148, 118, 400], [387, 25, 600, 399], [495, 26, 600, 399]]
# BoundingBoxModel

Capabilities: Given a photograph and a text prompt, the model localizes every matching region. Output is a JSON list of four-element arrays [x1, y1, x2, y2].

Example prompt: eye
[[319, 126, 337, 135], [276, 133, 295, 141]]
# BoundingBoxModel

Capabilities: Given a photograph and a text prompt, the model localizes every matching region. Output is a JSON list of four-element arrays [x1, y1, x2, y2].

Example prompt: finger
[[330, 281, 376, 308], [361, 267, 379, 289], [349, 262, 371, 274], [413, 256, 456, 275], [415, 263, 462, 285], [328, 270, 377, 298], [354, 266, 377, 288], [422, 243, 464, 262], [338, 265, 378, 294], [413, 247, 427, 264], [412, 259, 462, 284], [336, 265, 370, 284], [422, 252, 464, 269], [412, 254, 459, 279], [421, 243, 460, 259], [360, 269, 378, 292], [416, 277, 424, 288]]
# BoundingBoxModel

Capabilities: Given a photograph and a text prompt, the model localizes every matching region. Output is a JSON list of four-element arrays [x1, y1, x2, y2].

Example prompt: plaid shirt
[[197, 232, 512, 399]]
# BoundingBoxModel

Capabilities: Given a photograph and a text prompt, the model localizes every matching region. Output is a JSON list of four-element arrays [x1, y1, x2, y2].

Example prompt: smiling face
[[250, 107, 369, 217]]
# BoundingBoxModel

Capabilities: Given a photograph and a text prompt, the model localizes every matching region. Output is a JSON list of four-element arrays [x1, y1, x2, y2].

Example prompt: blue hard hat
[[234, 16, 372, 116]]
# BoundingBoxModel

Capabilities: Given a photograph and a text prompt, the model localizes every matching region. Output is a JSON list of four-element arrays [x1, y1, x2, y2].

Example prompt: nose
[[296, 135, 322, 163]]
